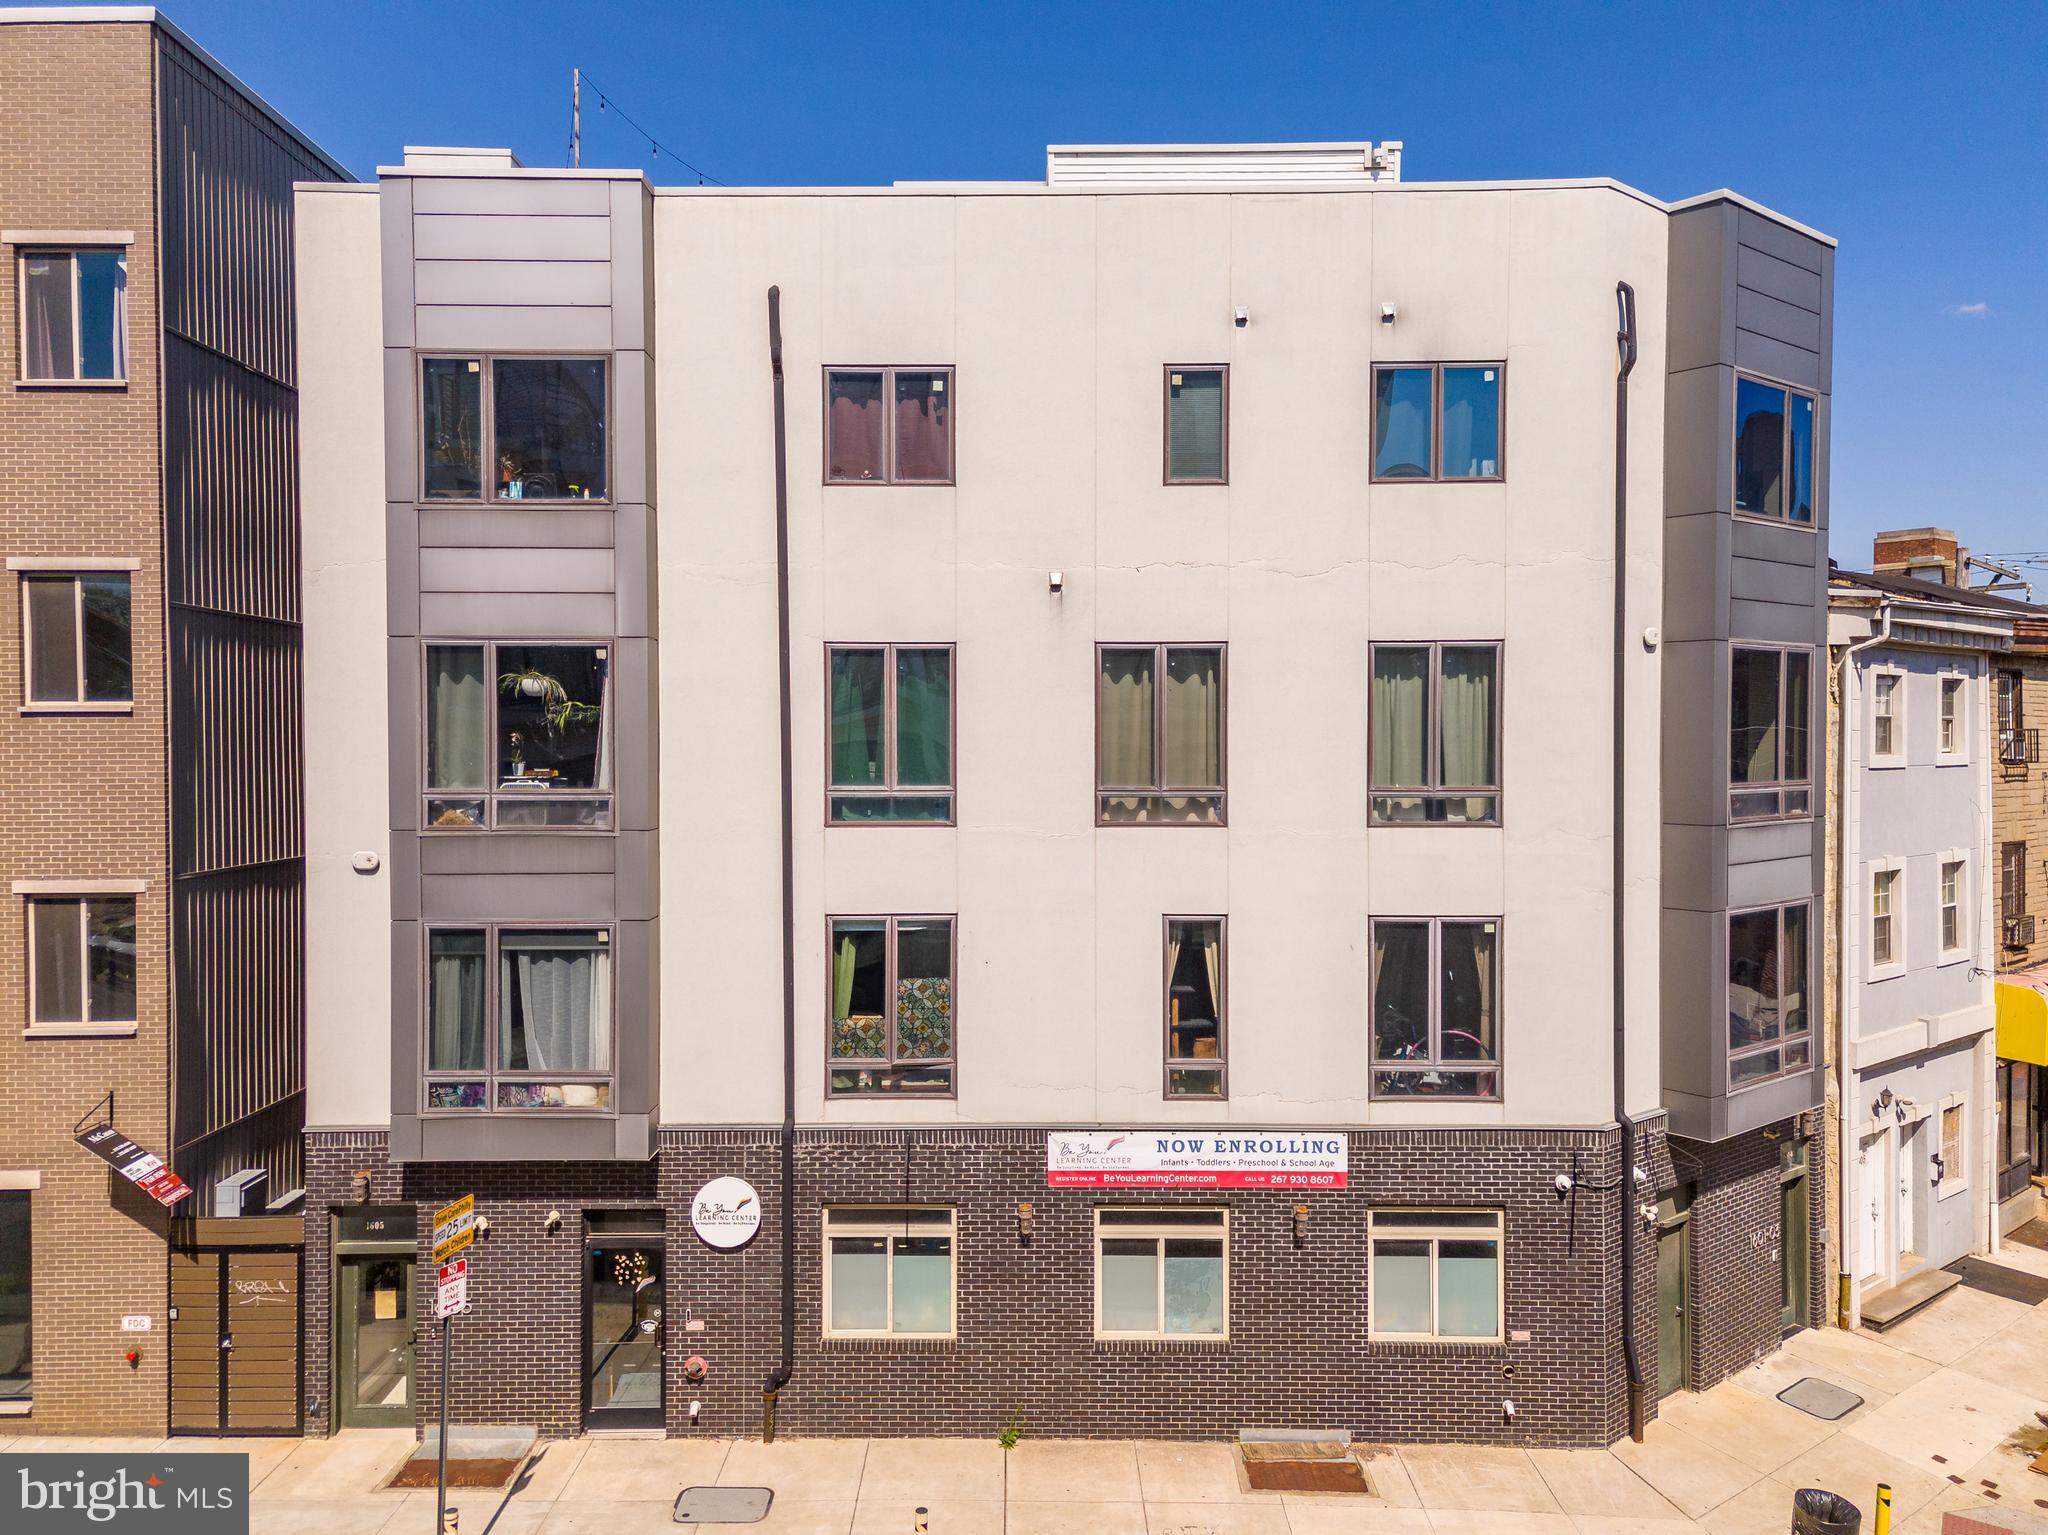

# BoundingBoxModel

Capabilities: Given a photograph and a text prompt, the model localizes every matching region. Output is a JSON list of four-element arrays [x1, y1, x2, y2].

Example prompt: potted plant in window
[[499, 667, 602, 736]]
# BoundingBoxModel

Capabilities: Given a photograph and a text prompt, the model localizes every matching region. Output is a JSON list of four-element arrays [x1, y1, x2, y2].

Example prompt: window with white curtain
[[1728, 901, 1812, 1088], [1371, 643, 1500, 824], [823, 1207, 955, 1337], [1368, 1210, 1503, 1341], [19, 249, 127, 382], [424, 926, 612, 1111], [1097, 645, 1224, 824], [424, 642, 612, 829]]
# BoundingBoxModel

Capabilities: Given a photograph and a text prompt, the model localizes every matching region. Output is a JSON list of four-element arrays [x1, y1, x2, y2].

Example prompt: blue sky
[[158, 0, 2046, 575]]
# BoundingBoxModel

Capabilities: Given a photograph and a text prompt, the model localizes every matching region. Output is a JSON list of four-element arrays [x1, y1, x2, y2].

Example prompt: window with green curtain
[[1371, 647, 1429, 787], [894, 649, 950, 786], [427, 645, 488, 789], [1098, 649, 1155, 787], [1438, 646, 1496, 788], [1163, 648, 1221, 786], [829, 649, 885, 787], [1166, 368, 1226, 482]]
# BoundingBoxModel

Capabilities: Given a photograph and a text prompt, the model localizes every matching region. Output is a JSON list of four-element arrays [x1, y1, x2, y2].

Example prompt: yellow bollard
[[1872, 1481, 1891, 1535]]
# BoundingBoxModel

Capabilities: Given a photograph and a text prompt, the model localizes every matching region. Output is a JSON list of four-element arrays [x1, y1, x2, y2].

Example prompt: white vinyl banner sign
[[1046, 1131, 1348, 1189]]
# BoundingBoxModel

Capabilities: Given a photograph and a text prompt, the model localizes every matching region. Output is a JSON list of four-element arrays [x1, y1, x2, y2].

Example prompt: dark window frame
[[16, 246, 128, 385], [1162, 914, 1227, 1100], [826, 913, 958, 1098], [1368, 915, 1503, 1100], [18, 570, 132, 710], [822, 365, 956, 486], [416, 352, 613, 506], [824, 642, 956, 825], [1162, 365, 1230, 485], [1731, 370, 1818, 527], [420, 921, 618, 1115], [1368, 641, 1503, 827], [1726, 899, 1814, 1091], [420, 637, 615, 833], [1729, 643, 1814, 822], [0, 1187, 27, 1407], [1094, 642, 1228, 826], [1370, 362, 1507, 484]]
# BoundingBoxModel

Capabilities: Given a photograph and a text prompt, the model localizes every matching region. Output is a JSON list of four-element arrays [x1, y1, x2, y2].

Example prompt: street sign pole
[[429, 1195, 474, 1535], [437, 1311, 450, 1535]]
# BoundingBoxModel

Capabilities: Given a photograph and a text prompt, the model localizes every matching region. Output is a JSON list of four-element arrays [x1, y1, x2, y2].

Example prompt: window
[[1869, 868, 1902, 974], [423, 642, 611, 829], [828, 916, 954, 1095], [1097, 645, 1224, 824], [1727, 902, 1812, 1088], [0, 1188, 26, 1406], [1368, 1210, 1503, 1342], [1164, 918, 1225, 1099], [827, 646, 952, 822], [1999, 1060, 2033, 1173], [1370, 918, 1501, 1099], [424, 926, 612, 1111], [1938, 1097, 1967, 1197], [1733, 375, 1816, 523], [1094, 1208, 1226, 1339], [1371, 364, 1503, 481], [824, 367, 953, 484], [1939, 675, 1965, 757], [420, 355, 608, 502], [20, 572, 130, 709], [27, 896, 135, 1031], [19, 249, 127, 382], [2004, 841, 2029, 926], [823, 1207, 954, 1338], [1730, 646, 1811, 819], [1998, 670, 2030, 764], [1940, 858, 1966, 959], [1164, 367, 1227, 483], [1371, 643, 1500, 824], [1871, 671, 1902, 763]]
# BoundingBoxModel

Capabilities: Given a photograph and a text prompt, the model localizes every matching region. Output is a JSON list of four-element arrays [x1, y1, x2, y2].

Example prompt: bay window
[[1164, 918, 1225, 1099], [1371, 642, 1500, 824], [1097, 644, 1225, 824], [424, 642, 611, 829], [19, 248, 127, 382], [1728, 901, 1812, 1088], [823, 1207, 955, 1337], [1371, 918, 1501, 1098], [829, 916, 954, 1095], [420, 355, 609, 502], [1730, 646, 1811, 819], [1733, 375, 1816, 523], [825, 367, 953, 484], [425, 926, 613, 1111], [828, 645, 952, 822], [1095, 1208, 1227, 1339], [1368, 1210, 1503, 1342]]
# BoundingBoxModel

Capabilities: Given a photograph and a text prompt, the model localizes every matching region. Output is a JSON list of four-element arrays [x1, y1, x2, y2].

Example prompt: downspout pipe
[[1613, 281, 1648, 1443], [1834, 599, 1894, 1328], [763, 286, 797, 1435]]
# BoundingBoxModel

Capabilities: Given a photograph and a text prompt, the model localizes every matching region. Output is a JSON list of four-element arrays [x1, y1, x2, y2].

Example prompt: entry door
[[168, 1249, 304, 1435], [1896, 1121, 1921, 1265], [1779, 1168, 1810, 1332], [1655, 1192, 1691, 1398], [585, 1239, 665, 1430], [1857, 1130, 1891, 1287], [336, 1255, 416, 1428]]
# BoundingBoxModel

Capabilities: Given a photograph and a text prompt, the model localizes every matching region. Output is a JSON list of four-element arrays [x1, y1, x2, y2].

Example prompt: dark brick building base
[[303, 1120, 1813, 1446]]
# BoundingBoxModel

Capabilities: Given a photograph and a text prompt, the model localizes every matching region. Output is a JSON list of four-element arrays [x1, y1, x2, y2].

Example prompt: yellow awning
[[1996, 980, 2048, 1067]]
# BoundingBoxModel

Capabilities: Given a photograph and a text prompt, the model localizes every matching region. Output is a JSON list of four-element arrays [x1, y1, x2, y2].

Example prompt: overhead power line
[[571, 69, 725, 185]]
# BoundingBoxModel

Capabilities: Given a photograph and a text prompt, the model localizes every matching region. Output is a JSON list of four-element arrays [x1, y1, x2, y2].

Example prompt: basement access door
[[169, 1223, 304, 1435]]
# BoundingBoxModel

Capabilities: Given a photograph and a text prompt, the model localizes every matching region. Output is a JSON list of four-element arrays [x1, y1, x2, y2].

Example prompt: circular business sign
[[690, 1176, 762, 1249]]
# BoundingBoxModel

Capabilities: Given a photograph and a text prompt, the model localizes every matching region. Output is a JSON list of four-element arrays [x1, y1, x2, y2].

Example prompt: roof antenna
[[571, 67, 581, 167]]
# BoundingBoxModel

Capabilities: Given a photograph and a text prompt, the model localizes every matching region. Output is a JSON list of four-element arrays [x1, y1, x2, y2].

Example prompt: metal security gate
[[169, 1220, 304, 1436]]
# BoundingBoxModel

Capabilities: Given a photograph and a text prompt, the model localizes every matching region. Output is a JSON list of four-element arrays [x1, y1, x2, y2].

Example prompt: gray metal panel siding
[[413, 214, 612, 261], [410, 178, 614, 216], [418, 546, 614, 593], [420, 835, 618, 877], [418, 591, 616, 636], [419, 874, 615, 922], [414, 260, 612, 307], [169, 611, 304, 873], [419, 507, 617, 549], [415, 305, 615, 352]]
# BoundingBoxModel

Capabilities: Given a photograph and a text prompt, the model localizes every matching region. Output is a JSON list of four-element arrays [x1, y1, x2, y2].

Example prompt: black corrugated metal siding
[[157, 29, 341, 1184]]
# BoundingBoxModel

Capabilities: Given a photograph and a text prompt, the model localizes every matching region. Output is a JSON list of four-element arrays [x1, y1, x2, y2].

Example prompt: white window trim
[[1936, 850, 1970, 966], [19, 889, 141, 1035], [3, 229, 135, 246], [1366, 1208, 1507, 1344], [1869, 666, 1906, 766], [12, 878, 147, 895], [6, 557, 142, 573], [1935, 669, 1970, 764], [15, 247, 129, 386], [17, 569, 134, 713], [1092, 1207, 1230, 1342], [1868, 858, 1907, 982], [1935, 1091, 1969, 1200], [820, 1205, 956, 1340]]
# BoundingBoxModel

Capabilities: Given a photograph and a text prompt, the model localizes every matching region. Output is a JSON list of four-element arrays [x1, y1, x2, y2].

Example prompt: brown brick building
[[0, 9, 341, 1435]]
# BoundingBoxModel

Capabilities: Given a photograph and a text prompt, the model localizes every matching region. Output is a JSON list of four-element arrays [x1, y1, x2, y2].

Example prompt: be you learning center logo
[[8, 1454, 248, 1535]]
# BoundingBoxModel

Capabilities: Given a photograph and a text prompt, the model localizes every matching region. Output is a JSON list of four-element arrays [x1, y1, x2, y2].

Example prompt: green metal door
[[336, 1255, 414, 1428], [1655, 1194, 1691, 1398]]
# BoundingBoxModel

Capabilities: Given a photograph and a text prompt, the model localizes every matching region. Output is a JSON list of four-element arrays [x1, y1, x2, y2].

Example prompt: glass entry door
[[337, 1255, 415, 1428], [586, 1213, 665, 1430]]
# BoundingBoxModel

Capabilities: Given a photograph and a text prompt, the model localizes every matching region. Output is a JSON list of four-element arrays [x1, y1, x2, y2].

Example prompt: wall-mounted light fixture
[[1047, 570, 1063, 595], [1017, 1202, 1034, 1245], [1380, 302, 1397, 325], [1233, 306, 1250, 328], [545, 1209, 563, 1232], [1292, 1204, 1309, 1247], [351, 1171, 372, 1205]]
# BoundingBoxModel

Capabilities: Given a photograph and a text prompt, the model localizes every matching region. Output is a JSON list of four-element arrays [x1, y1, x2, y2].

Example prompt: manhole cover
[[675, 1487, 774, 1524], [1778, 1377, 1864, 1421]]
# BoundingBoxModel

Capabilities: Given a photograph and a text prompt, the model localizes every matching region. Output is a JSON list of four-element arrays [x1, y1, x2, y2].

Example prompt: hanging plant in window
[[611, 1250, 652, 1290], [500, 668, 601, 734]]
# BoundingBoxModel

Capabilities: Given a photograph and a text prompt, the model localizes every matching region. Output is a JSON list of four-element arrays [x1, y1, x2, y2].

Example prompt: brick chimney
[[1871, 527, 1964, 585]]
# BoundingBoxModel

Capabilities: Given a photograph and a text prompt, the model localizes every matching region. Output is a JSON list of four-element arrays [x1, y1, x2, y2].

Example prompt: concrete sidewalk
[[9, 1247, 2047, 1535]]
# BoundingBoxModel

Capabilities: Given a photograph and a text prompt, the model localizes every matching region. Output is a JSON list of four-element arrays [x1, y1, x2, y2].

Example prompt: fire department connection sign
[[1046, 1132, 1349, 1189]]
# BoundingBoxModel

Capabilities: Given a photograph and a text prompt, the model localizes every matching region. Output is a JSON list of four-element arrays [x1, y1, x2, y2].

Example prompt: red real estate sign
[[1045, 1131, 1349, 1189], [75, 1123, 195, 1208]]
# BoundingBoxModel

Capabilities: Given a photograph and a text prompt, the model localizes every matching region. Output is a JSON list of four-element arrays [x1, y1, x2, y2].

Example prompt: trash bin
[[1790, 1487, 1859, 1534]]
